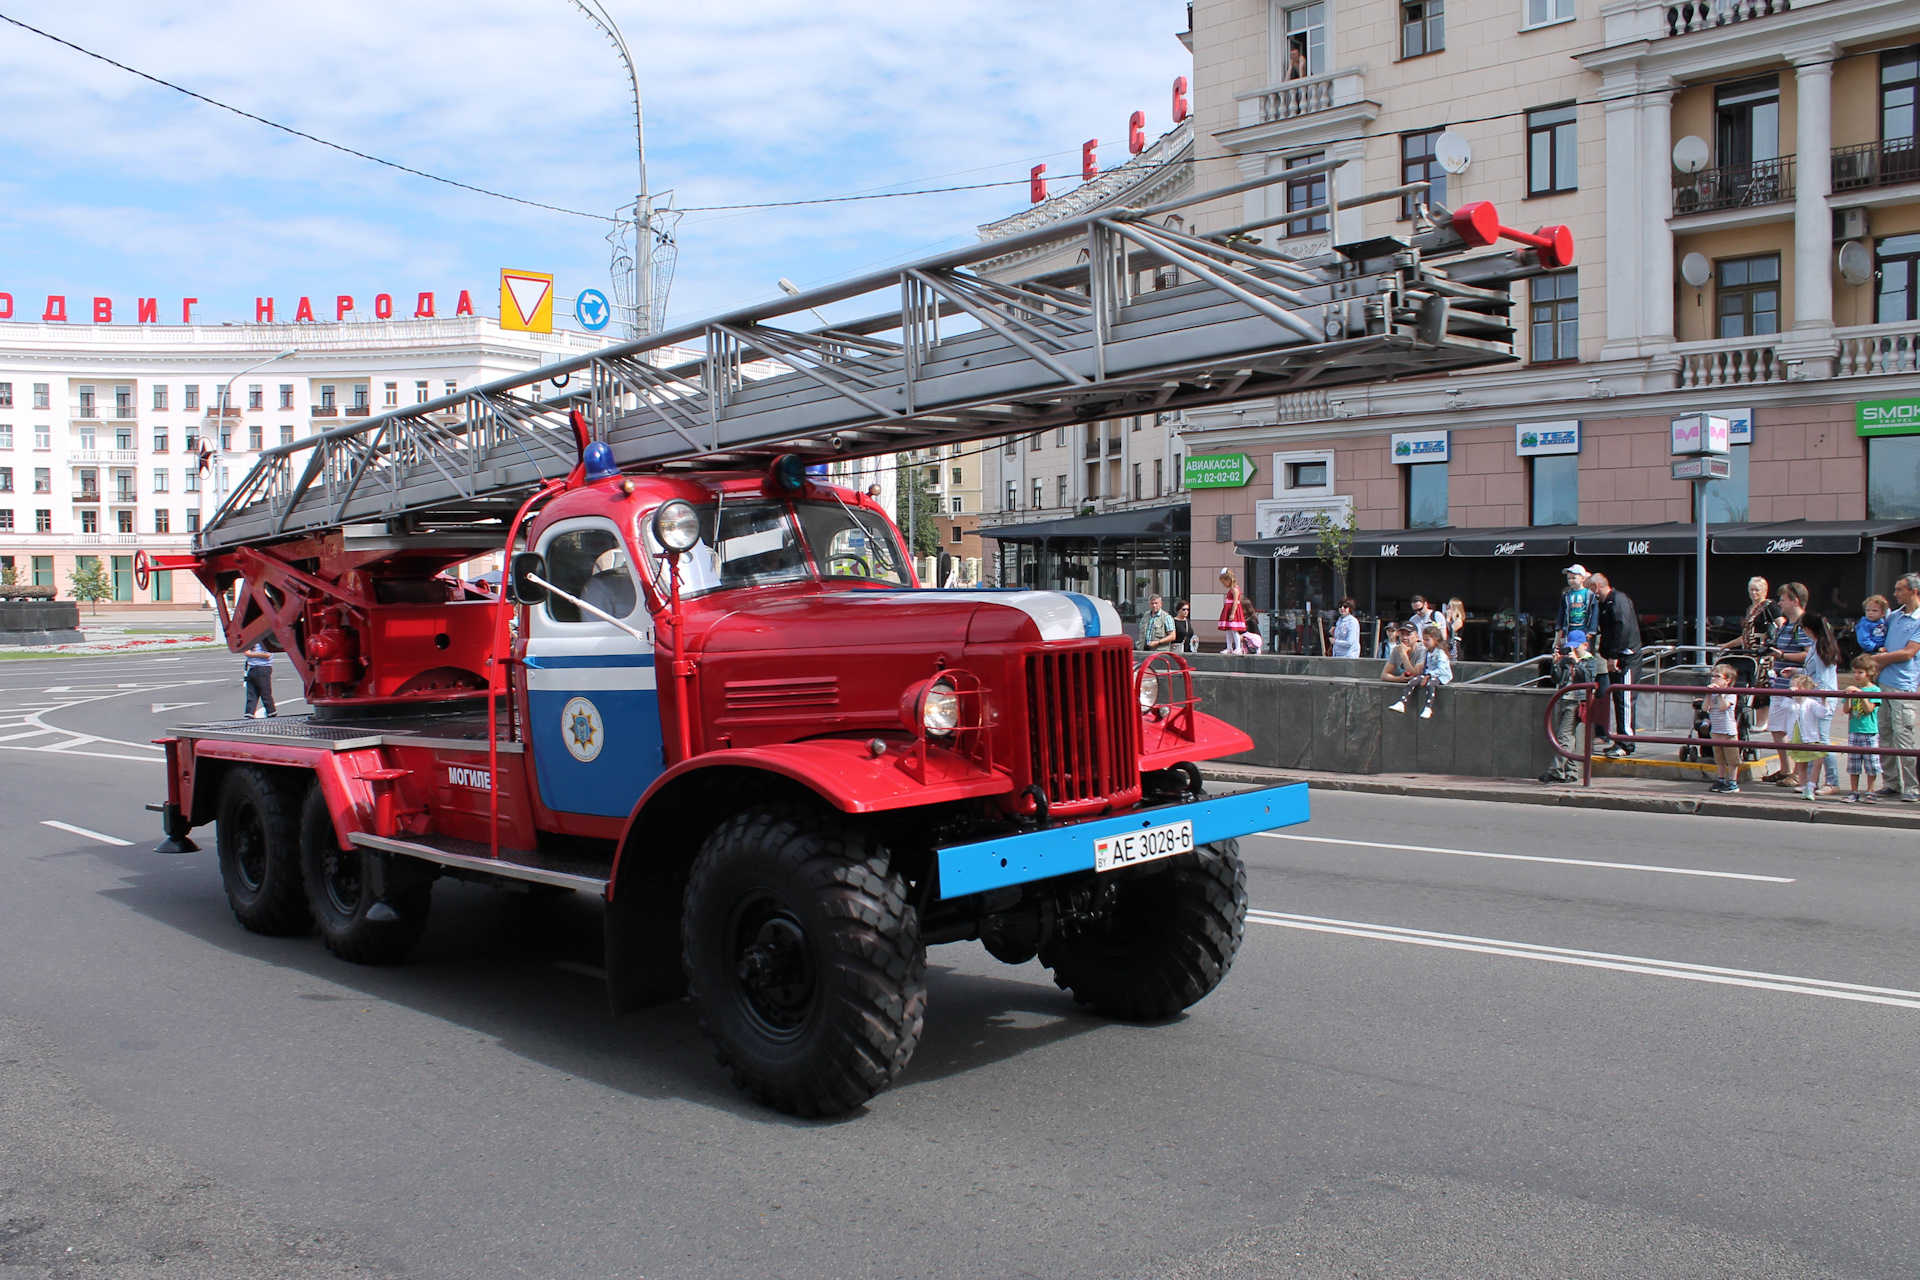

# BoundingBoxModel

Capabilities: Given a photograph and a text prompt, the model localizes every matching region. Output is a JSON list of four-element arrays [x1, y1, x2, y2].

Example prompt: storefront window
[[1530, 455, 1579, 525], [1867, 435, 1920, 519], [1698, 444, 1750, 522], [1406, 462, 1448, 528]]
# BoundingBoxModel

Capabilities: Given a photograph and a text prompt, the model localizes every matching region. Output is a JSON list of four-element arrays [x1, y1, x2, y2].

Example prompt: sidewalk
[[1203, 761, 1920, 828]]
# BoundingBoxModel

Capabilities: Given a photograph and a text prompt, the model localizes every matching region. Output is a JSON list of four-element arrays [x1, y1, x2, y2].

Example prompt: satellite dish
[[1838, 240, 1874, 287], [1672, 135, 1710, 174], [1680, 252, 1713, 288], [1434, 131, 1473, 175]]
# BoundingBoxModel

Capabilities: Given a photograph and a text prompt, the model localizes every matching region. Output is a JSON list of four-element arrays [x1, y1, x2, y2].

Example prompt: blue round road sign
[[575, 288, 611, 332]]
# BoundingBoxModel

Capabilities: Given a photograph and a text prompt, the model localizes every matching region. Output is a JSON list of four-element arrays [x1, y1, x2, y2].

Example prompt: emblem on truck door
[[561, 697, 604, 762]]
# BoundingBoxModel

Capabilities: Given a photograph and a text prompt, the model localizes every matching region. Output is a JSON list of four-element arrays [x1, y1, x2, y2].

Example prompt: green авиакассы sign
[[1857, 397, 1920, 437], [1182, 453, 1257, 488]]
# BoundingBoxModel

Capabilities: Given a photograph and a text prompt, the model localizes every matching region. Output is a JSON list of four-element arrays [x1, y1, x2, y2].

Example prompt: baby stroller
[[1679, 697, 1712, 763]]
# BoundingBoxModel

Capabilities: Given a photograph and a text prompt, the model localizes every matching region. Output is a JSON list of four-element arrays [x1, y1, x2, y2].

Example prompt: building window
[[186, 509, 200, 533], [279, 384, 294, 409], [1132, 462, 1143, 499], [1030, 433, 1042, 451], [415, 380, 430, 404], [1406, 461, 1449, 528], [1715, 254, 1781, 337], [245, 384, 261, 411], [153, 569, 172, 600], [280, 424, 294, 446], [1884, 47, 1917, 145], [0, 466, 10, 491], [1868, 436, 1920, 518], [0, 510, 10, 531], [1172, 452, 1182, 489], [1005, 481, 1018, 510], [34, 467, 50, 493], [36, 510, 51, 533], [80, 509, 98, 534], [152, 468, 168, 493], [0, 424, 10, 448], [1876, 231, 1920, 322], [152, 385, 167, 411], [1716, 76, 1780, 167], [185, 467, 198, 493], [951, 525, 964, 543], [34, 426, 49, 450], [0, 382, 10, 408], [79, 426, 96, 451], [220, 427, 232, 451], [320, 385, 336, 411], [1401, 0, 1442, 58], [951, 466, 963, 484], [248, 424, 263, 451], [183, 385, 198, 411], [383, 382, 399, 408], [950, 496, 964, 514], [152, 429, 168, 452], [154, 509, 171, 534], [1530, 270, 1579, 361], [1527, 105, 1578, 194], [1057, 476, 1069, 506], [32, 383, 49, 410], [1154, 458, 1164, 495], [1525, 0, 1573, 25], [353, 385, 370, 411], [183, 428, 197, 453], [78, 386, 96, 417], [445, 380, 457, 398], [1287, 460, 1329, 489], [1281, 1, 1326, 79], [116, 509, 134, 534], [1401, 130, 1448, 218], [1530, 455, 1579, 525], [1054, 428, 1066, 447], [1032, 479, 1044, 508], [1004, 436, 1016, 456], [1285, 153, 1328, 235], [1698, 445, 1750, 522]]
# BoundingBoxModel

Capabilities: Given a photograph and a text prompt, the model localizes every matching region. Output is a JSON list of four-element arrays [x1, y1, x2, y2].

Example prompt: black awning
[[982, 503, 1189, 543], [1710, 519, 1920, 555], [1234, 529, 1451, 559], [1445, 528, 1575, 558], [1574, 523, 1706, 556]]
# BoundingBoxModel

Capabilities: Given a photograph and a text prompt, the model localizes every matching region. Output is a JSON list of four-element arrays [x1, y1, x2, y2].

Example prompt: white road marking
[[1249, 910, 1920, 1012], [43, 686, 71, 692], [150, 702, 206, 713], [1255, 832, 1792, 883], [41, 820, 133, 847]]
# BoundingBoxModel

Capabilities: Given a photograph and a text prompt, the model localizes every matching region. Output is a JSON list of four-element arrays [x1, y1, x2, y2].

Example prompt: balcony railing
[[114, 488, 137, 503], [1673, 155, 1794, 214], [311, 406, 339, 417], [1837, 322, 1920, 377], [75, 489, 101, 503], [1666, 0, 1790, 36], [1674, 336, 1784, 388], [1832, 138, 1920, 193], [1235, 68, 1366, 128], [69, 449, 138, 464]]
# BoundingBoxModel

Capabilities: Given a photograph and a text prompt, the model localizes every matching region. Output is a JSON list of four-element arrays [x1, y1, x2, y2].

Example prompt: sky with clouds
[[0, 1, 1192, 335]]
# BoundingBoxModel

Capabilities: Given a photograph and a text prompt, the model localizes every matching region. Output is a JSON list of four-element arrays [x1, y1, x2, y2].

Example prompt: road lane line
[[1248, 910, 1920, 1011], [1254, 832, 1792, 883], [41, 820, 133, 847]]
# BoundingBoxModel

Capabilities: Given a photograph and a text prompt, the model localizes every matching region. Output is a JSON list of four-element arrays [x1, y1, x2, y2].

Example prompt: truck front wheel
[[216, 766, 311, 936], [682, 807, 926, 1117], [1040, 840, 1248, 1020], [298, 786, 430, 965]]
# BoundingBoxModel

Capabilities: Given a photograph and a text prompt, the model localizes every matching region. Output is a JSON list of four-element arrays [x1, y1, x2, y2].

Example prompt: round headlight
[[1138, 672, 1160, 711], [652, 500, 701, 553], [922, 679, 961, 737]]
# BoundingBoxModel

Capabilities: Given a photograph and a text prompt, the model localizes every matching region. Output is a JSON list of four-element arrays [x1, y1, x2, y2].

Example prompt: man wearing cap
[[1556, 564, 1594, 650], [1540, 629, 1596, 782]]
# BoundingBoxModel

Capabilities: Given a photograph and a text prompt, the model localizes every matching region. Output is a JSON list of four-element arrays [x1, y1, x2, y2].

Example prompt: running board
[[350, 832, 610, 896]]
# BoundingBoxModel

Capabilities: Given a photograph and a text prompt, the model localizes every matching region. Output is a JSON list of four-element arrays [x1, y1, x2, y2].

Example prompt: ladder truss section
[[201, 168, 1564, 551]]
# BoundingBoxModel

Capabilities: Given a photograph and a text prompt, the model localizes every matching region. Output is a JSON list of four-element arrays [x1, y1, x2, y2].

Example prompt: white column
[[1640, 86, 1677, 345], [1600, 76, 1646, 356], [1791, 49, 1835, 334]]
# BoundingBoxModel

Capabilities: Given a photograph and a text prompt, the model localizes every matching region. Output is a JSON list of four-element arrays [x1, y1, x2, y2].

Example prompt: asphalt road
[[1, 649, 1916, 1278]]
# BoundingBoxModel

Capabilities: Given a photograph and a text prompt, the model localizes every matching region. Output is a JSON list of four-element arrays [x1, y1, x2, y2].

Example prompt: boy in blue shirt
[[1388, 624, 1453, 719], [1557, 564, 1594, 649]]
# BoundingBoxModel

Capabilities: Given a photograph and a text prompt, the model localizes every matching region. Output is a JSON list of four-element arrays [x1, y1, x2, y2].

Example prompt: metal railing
[[1832, 138, 1919, 193], [1545, 681, 1920, 787], [1459, 652, 1557, 686], [1672, 154, 1794, 214]]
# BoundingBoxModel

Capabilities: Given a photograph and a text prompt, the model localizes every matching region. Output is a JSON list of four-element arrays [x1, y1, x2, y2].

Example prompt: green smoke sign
[[1858, 398, 1920, 437]]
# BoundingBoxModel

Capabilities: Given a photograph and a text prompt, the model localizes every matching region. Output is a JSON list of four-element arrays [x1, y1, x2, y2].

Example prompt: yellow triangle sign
[[499, 269, 554, 333]]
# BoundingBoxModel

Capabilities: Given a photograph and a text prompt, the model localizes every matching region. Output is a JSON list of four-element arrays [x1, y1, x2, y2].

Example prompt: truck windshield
[[642, 497, 909, 597]]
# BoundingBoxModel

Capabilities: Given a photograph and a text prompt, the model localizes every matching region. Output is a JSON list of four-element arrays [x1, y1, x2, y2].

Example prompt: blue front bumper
[[934, 783, 1309, 900]]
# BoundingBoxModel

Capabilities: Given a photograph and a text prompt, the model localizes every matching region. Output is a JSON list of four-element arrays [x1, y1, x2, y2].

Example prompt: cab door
[[523, 517, 665, 818]]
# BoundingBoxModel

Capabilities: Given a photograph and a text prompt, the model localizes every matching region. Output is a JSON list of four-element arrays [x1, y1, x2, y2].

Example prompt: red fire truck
[[148, 180, 1567, 1114]]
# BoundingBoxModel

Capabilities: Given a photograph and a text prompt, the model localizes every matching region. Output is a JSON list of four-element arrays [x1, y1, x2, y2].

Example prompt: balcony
[[1673, 336, 1784, 387], [74, 489, 101, 504], [1672, 155, 1794, 214], [311, 406, 339, 417], [69, 449, 138, 465], [113, 488, 137, 504], [1832, 138, 1920, 193], [1836, 321, 1920, 376], [1235, 68, 1369, 129], [1664, 0, 1791, 37], [346, 406, 372, 418]]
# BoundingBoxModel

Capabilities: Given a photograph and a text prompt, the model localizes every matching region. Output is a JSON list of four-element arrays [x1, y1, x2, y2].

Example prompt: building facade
[[0, 318, 607, 610], [1173, 0, 1920, 651]]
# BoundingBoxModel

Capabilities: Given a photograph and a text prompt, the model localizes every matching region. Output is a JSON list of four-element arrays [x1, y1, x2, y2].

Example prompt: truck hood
[[699, 589, 1124, 652]]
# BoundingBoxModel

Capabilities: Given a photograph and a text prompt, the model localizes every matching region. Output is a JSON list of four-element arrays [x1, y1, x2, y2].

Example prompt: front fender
[[1140, 707, 1254, 771]]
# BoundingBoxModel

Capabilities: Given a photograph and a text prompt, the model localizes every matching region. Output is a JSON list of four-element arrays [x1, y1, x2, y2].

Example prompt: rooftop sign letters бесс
[[1858, 397, 1920, 437]]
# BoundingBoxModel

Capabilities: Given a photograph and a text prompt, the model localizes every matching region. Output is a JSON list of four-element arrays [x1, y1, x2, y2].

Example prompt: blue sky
[[0, 1, 1192, 335]]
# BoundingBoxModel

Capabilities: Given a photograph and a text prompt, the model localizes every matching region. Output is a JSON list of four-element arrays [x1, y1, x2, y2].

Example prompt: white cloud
[[0, 0, 1191, 329]]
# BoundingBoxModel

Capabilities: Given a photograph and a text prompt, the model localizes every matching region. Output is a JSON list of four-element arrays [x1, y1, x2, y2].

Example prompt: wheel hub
[[729, 906, 816, 1037]]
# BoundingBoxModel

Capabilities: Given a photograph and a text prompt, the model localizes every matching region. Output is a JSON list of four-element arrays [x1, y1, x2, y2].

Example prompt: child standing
[[1706, 663, 1742, 793], [1389, 624, 1453, 719], [1539, 630, 1597, 783], [1844, 654, 1883, 802], [1786, 674, 1830, 800], [1856, 595, 1889, 657]]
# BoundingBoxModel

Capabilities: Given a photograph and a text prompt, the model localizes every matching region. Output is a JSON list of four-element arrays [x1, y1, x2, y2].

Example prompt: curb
[[1201, 766, 1920, 829]]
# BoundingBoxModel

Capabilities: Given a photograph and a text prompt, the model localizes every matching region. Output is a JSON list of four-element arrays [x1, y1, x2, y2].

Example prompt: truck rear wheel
[[682, 807, 925, 1117], [216, 766, 311, 936], [298, 785, 430, 965], [1040, 840, 1247, 1020]]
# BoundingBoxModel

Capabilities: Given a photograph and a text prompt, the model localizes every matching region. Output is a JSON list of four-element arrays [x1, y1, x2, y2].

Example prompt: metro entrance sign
[[1183, 454, 1257, 488]]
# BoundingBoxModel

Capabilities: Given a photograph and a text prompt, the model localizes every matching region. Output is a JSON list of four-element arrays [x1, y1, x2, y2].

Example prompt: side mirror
[[509, 552, 548, 605]]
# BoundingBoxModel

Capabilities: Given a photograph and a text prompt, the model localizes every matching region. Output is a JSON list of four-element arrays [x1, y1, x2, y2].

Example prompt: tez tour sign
[[1183, 454, 1257, 488]]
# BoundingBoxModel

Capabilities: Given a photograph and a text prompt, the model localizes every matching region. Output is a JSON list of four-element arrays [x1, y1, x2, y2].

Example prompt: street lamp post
[[564, 0, 653, 339], [201, 348, 296, 639]]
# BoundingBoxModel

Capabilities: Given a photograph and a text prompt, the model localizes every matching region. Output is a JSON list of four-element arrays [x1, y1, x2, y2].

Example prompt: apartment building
[[1166, 0, 1920, 652], [0, 317, 606, 610]]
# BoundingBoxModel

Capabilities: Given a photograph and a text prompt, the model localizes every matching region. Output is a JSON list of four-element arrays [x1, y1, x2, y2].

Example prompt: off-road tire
[[215, 766, 311, 935], [298, 785, 430, 965], [1040, 840, 1248, 1020], [682, 806, 926, 1117]]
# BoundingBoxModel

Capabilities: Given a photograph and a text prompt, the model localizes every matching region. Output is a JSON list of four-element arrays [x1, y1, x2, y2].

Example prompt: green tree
[[1314, 507, 1358, 597], [895, 462, 940, 560], [0, 564, 16, 587], [68, 558, 111, 615]]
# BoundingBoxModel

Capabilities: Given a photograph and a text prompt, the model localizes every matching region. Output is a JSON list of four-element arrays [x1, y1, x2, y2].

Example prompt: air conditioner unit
[[1834, 206, 1870, 243]]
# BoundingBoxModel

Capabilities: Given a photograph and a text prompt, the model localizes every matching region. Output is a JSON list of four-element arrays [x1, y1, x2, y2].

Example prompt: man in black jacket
[[1588, 572, 1642, 757]]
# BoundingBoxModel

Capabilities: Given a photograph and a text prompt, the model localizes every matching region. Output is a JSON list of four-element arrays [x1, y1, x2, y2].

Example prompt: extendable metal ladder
[[200, 166, 1568, 551]]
